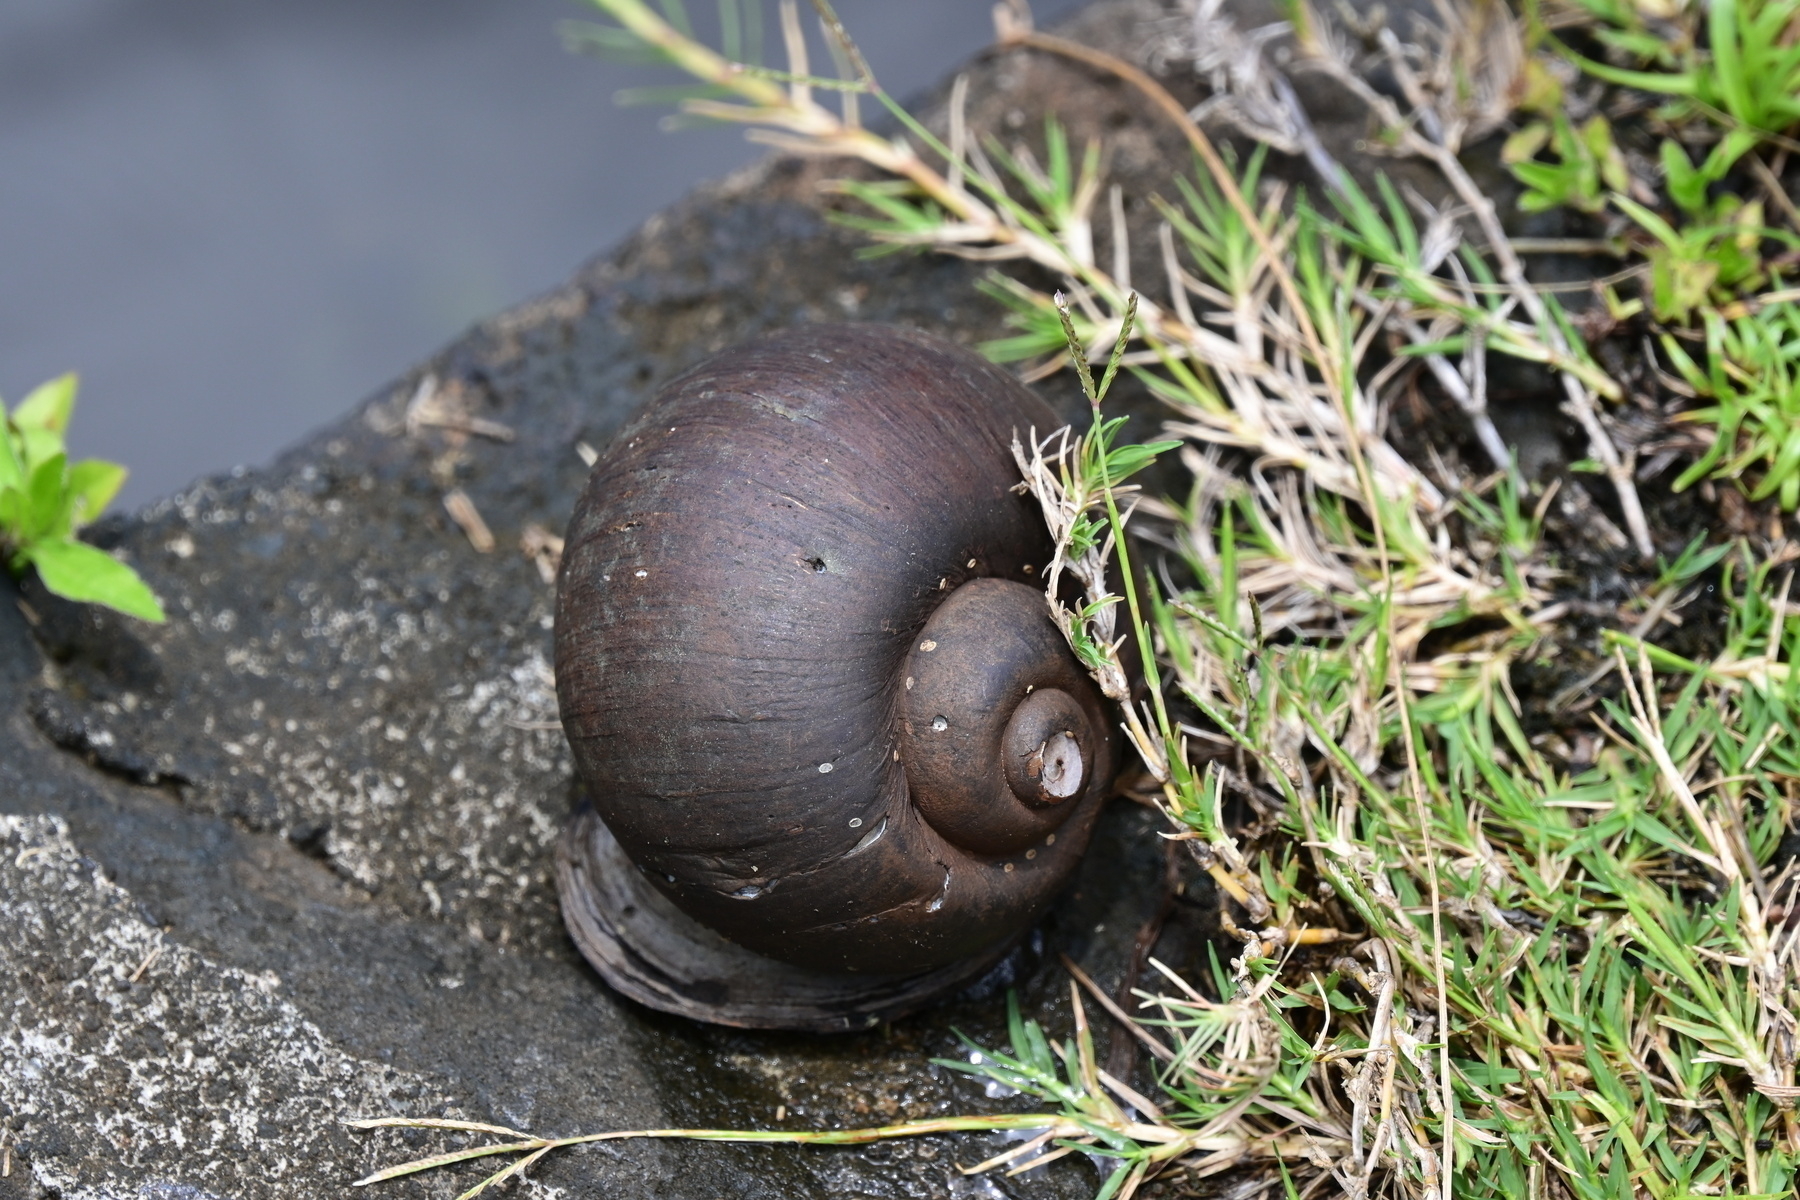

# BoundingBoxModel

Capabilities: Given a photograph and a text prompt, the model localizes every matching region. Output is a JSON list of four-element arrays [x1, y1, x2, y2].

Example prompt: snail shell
[[554, 324, 1115, 1018]]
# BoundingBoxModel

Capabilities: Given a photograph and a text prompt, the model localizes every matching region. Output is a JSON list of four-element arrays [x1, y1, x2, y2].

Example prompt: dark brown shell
[[554, 324, 1114, 980]]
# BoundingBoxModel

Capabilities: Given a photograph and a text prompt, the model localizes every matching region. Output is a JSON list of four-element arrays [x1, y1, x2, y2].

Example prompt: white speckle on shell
[[920, 639, 937, 652], [848, 817, 864, 829], [818, 762, 834, 774]]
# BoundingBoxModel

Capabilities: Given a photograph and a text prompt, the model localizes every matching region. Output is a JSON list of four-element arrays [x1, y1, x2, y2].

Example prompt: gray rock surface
[[0, 4, 1231, 1196], [1, 814, 435, 1197]]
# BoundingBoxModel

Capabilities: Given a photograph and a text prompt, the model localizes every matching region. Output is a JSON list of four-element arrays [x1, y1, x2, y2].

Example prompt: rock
[[0, 3, 1229, 1196], [1, 814, 435, 1196]]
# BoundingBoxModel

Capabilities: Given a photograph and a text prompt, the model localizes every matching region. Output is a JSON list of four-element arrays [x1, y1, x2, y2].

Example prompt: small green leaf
[[1570, 51, 1703, 99], [1501, 123, 1550, 165], [1399, 336, 1470, 358], [0, 487, 21, 546], [1094, 1162, 1134, 1200], [18, 426, 66, 473], [1750, 426, 1800, 503], [1585, 118, 1630, 195], [1648, 247, 1718, 323], [25, 452, 69, 542], [1661, 139, 1708, 216], [0, 424, 22, 493], [1103, 438, 1180, 483], [1517, 57, 1564, 115], [23, 538, 165, 622], [66, 459, 127, 527], [13, 373, 77, 433], [1611, 193, 1681, 249]]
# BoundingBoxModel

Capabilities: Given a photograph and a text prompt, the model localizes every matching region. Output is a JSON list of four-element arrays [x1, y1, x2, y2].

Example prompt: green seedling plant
[[1660, 135, 1743, 221], [1666, 301, 1800, 507], [0, 375, 163, 622], [1562, 0, 1800, 158], [1501, 53, 1626, 215], [1523, 0, 1800, 285], [1612, 140, 1792, 323], [1516, 0, 1800, 493], [1612, 191, 1784, 322], [1503, 110, 1630, 214], [1452, 469, 1548, 606]]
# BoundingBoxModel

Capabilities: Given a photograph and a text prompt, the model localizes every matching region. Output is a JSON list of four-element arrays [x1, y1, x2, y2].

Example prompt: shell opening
[[1002, 687, 1093, 809], [1030, 730, 1085, 800]]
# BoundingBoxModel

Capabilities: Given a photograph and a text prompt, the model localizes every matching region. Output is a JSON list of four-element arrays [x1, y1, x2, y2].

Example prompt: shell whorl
[[554, 324, 1115, 976]]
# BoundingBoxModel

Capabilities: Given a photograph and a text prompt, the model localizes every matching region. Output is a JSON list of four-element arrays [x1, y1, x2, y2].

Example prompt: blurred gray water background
[[1, 0, 1085, 507]]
